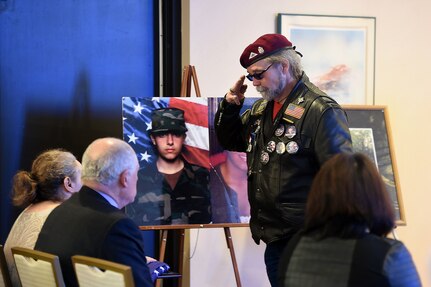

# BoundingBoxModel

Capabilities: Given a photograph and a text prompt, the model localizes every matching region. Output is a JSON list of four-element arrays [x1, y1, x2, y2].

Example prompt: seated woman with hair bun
[[4, 149, 82, 287], [278, 152, 421, 287]]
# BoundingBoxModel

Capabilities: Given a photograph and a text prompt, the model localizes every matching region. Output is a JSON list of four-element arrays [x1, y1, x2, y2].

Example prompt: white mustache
[[256, 86, 266, 93]]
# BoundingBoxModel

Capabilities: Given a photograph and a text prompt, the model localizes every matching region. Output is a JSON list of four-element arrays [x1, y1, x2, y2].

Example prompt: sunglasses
[[246, 63, 274, 81]]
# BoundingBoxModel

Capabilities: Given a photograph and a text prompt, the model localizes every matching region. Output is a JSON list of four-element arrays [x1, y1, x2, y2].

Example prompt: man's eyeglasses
[[246, 63, 273, 81]]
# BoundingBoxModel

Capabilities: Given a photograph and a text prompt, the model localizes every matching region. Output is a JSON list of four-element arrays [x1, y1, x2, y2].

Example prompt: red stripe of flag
[[168, 97, 210, 169], [169, 98, 208, 128], [285, 103, 304, 119], [182, 146, 210, 170]]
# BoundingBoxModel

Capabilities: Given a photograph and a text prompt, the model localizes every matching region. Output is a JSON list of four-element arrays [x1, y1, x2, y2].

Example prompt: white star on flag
[[140, 151, 151, 162], [128, 133, 139, 144], [122, 97, 210, 169], [133, 102, 144, 114]]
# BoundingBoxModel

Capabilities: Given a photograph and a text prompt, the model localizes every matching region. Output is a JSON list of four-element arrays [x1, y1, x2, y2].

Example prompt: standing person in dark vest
[[214, 33, 353, 286], [127, 108, 211, 226], [35, 138, 153, 287]]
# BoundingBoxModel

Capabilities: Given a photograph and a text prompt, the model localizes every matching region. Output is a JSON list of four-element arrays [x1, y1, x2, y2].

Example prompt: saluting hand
[[226, 75, 248, 105]]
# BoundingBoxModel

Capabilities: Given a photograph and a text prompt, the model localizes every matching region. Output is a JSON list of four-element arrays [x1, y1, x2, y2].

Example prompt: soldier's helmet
[[150, 108, 188, 134]]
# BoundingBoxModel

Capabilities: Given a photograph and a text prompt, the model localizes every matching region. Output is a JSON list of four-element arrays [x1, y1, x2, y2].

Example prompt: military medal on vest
[[281, 102, 304, 155], [246, 134, 254, 153], [266, 141, 276, 153], [285, 125, 296, 139], [287, 141, 299, 154], [247, 120, 261, 153], [260, 151, 269, 165], [276, 142, 285, 154], [274, 123, 285, 137]]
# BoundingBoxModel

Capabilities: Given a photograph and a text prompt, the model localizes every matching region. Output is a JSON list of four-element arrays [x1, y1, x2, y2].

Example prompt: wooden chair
[[0, 245, 13, 287], [72, 255, 134, 287], [11, 246, 65, 287]]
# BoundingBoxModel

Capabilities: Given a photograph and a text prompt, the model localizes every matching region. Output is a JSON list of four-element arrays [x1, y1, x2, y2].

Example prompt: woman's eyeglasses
[[246, 63, 274, 81]]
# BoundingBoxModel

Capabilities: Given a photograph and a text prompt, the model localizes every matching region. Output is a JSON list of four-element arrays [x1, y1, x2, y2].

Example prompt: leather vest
[[215, 73, 352, 244]]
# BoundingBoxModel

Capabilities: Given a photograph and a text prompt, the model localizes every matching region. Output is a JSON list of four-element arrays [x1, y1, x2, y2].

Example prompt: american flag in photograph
[[122, 97, 209, 170]]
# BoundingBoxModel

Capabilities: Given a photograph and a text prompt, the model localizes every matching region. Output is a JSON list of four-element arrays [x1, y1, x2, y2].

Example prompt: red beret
[[240, 34, 293, 68]]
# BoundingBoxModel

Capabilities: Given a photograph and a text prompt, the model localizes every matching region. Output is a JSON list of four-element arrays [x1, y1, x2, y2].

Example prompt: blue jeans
[[264, 238, 290, 287]]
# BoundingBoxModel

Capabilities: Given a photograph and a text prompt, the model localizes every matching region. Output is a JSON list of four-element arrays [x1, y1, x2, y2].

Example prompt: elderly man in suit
[[35, 137, 153, 287]]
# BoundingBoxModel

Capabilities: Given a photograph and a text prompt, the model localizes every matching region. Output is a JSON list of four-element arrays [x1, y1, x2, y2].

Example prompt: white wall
[[184, 1, 431, 286]]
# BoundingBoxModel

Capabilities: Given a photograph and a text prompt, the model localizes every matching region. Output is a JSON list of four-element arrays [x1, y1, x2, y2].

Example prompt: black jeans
[[264, 237, 291, 287]]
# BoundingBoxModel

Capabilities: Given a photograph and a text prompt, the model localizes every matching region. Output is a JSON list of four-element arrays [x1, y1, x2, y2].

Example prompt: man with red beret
[[214, 34, 353, 286]]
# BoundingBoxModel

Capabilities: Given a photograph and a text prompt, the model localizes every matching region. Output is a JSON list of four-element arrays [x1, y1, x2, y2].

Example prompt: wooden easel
[[156, 227, 185, 287], [148, 224, 245, 287], [180, 65, 201, 98], [152, 65, 243, 287]]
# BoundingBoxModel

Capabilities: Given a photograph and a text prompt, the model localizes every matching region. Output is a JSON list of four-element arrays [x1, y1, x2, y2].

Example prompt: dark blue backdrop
[[0, 0, 156, 255]]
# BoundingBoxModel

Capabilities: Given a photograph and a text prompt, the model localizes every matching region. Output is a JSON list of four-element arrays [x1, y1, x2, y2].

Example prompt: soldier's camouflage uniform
[[127, 157, 211, 226]]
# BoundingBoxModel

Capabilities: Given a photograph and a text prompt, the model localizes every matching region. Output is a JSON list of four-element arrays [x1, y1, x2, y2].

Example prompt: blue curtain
[[0, 0, 156, 255]]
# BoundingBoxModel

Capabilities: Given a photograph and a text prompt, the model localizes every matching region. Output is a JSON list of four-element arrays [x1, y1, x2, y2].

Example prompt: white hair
[[268, 48, 303, 80], [81, 138, 137, 186]]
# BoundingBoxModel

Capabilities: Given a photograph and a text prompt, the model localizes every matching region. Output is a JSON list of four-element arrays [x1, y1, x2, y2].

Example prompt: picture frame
[[278, 14, 376, 105], [122, 97, 212, 227], [122, 97, 251, 227], [343, 105, 405, 225]]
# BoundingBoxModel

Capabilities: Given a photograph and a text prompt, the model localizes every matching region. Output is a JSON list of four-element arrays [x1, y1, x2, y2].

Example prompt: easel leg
[[156, 230, 169, 287], [159, 229, 168, 262], [177, 229, 184, 287], [224, 227, 242, 287], [156, 229, 184, 287]]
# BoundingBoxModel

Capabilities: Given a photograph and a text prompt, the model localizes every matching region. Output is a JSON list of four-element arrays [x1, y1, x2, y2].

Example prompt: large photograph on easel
[[122, 97, 254, 227], [123, 97, 211, 226], [208, 97, 256, 224]]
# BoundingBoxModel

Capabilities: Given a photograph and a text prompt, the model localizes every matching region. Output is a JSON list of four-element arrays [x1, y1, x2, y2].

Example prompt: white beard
[[256, 77, 286, 101]]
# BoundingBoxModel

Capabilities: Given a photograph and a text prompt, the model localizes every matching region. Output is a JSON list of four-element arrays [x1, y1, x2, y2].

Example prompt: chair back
[[72, 255, 134, 287], [0, 245, 12, 287], [11, 247, 65, 287]]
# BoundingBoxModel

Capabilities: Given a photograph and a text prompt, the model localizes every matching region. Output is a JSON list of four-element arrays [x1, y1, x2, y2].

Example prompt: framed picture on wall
[[343, 105, 405, 225], [278, 14, 376, 105]]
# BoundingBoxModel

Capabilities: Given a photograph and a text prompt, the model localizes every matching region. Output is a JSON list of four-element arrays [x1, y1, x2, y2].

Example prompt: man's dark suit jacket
[[35, 186, 153, 287]]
